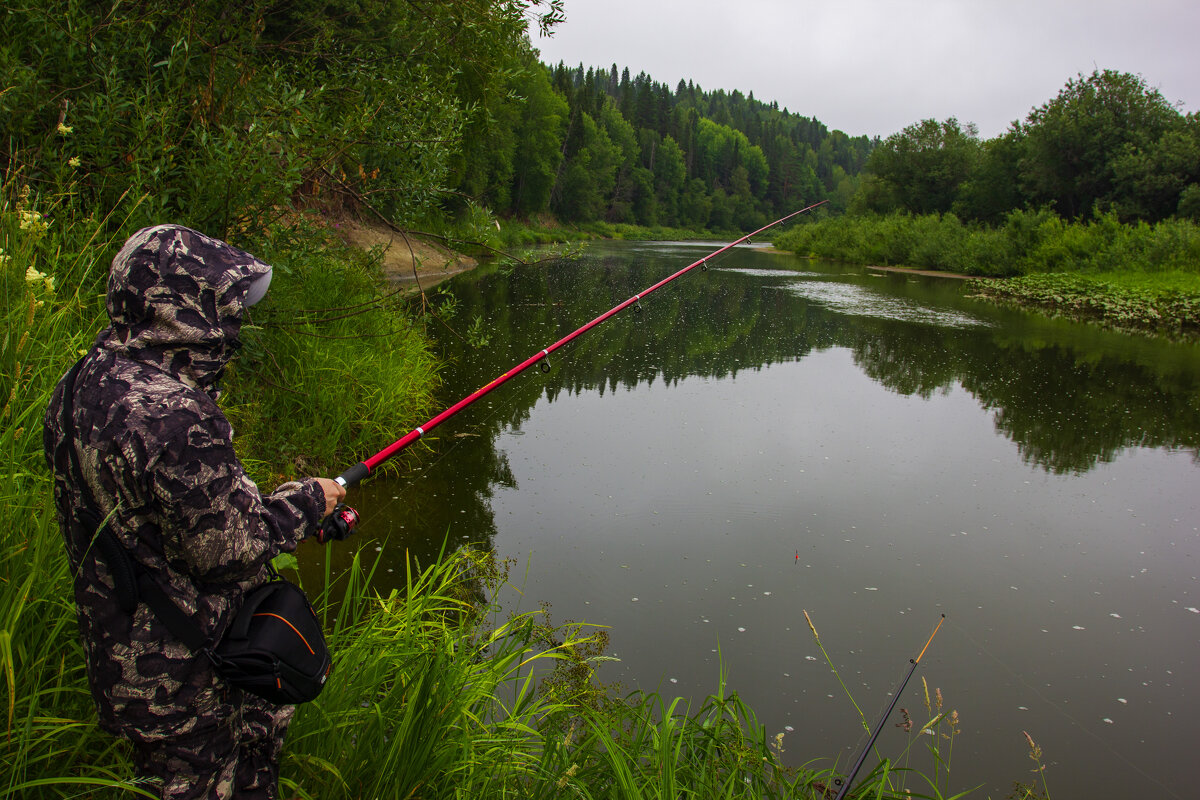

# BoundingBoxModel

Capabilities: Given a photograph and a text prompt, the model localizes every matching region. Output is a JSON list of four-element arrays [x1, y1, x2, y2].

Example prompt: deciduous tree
[[1019, 70, 1178, 218], [858, 118, 980, 215]]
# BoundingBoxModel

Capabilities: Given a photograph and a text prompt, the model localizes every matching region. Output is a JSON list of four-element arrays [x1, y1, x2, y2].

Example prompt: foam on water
[[782, 280, 990, 328]]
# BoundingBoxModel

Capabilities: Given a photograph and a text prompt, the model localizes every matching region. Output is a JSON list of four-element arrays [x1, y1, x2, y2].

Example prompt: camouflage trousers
[[130, 698, 294, 800]]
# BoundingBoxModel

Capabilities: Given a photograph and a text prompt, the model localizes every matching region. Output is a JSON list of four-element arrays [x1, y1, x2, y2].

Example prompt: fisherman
[[43, 225, 346, 799]]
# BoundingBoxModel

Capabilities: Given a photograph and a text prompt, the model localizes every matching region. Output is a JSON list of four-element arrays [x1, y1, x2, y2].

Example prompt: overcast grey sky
[[531, 0, 1200, 140]]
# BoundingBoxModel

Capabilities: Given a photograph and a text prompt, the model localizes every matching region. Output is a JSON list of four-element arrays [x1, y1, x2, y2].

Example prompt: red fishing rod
[[333, 200, 826, 491]]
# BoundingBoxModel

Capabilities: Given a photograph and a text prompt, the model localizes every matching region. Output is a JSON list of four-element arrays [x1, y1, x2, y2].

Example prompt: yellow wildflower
[[69, 156, 81, 168], [57, 123, 73, 135]]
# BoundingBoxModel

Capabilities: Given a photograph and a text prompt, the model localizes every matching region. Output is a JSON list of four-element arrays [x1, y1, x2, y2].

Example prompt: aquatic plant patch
[[967, 273, 1200, 340]]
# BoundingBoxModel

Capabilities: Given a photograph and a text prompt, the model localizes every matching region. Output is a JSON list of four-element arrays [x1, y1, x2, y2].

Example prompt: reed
[[1010, 731, 1053, 800], [562, 677, 819, 799], [804, 610, 871, 735]]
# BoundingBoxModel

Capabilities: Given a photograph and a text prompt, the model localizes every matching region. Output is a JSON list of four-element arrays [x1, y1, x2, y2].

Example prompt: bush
[[775, 210, 1200, 278]]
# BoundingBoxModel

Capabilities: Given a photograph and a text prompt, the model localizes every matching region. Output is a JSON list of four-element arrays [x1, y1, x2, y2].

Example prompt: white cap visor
[[244, 269, 273, 306]]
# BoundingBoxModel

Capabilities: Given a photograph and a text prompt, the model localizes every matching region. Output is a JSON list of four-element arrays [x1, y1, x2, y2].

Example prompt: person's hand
[[314, 478, 346, 518], [311, 478, 358, 544]]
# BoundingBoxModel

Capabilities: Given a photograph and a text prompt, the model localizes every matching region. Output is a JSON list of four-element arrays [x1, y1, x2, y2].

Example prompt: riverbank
[[864, 263, 1200, 341], [495, 215, 730, 247], [774, 210, 1200, 341], [968, 271, 1200, 341], [866, 264, 972, 279]]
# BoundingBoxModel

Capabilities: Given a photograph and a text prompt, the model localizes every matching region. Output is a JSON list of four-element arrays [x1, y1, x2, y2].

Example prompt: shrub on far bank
[[773, 209, 1200, 278]]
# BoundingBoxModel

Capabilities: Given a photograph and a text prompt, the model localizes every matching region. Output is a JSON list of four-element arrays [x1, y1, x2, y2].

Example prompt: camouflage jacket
[[43, 225, 327, 742]]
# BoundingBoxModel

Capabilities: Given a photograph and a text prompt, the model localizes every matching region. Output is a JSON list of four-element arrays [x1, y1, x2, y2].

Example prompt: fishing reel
[[316, 503, 360, 544]]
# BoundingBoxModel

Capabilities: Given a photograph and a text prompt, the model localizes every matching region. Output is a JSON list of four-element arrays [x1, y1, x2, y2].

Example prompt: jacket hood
[[97, 225, 272, 393]]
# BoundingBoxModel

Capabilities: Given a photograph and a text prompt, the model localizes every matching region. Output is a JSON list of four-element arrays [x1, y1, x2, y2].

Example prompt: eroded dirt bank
[[337, 219, 477, 293]]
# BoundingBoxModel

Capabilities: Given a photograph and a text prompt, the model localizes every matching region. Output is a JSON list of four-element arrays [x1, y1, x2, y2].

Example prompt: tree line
[[1, 0, 568, 237], [0, 0, 870, 240], [456, 60, 873, 230], [4, 2, 1195, 243], [854, 70, 1200, 225]]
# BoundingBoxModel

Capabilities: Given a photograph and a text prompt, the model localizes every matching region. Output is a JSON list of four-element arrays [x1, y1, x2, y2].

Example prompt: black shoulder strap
[[61, 357, 212, 653], [134, 576, 211, 652]]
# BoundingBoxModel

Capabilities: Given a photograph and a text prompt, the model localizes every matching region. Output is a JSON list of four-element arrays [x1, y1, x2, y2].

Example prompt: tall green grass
[[219, 214, 442, 483], [280, 545, 602, 798], [281, 547, 828, 799], [2, 179, 156, 795]]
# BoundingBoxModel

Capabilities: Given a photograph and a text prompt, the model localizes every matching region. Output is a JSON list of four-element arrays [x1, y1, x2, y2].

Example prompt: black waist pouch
[[211, 578, 332, 705], [109, 529, 333, 705], [101, 524, 333, 706]]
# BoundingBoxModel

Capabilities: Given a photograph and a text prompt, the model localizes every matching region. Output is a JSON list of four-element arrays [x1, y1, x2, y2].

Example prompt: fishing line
[[945, 616, 1182, 800]]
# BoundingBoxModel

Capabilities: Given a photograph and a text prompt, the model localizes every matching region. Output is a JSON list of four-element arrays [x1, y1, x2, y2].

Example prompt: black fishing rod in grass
[[832, 614, 945, 800], [327, 201, 827, 503]]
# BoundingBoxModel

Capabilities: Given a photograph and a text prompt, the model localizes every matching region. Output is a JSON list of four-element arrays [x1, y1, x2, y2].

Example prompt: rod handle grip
[[336, 462, 370, 488]]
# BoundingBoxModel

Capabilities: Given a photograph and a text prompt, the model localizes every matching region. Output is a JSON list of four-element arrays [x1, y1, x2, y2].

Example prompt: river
[[336, 240, 1200, 798]]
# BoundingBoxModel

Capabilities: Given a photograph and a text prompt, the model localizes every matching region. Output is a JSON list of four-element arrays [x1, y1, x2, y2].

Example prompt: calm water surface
[[326, 242, 1200, 798]]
